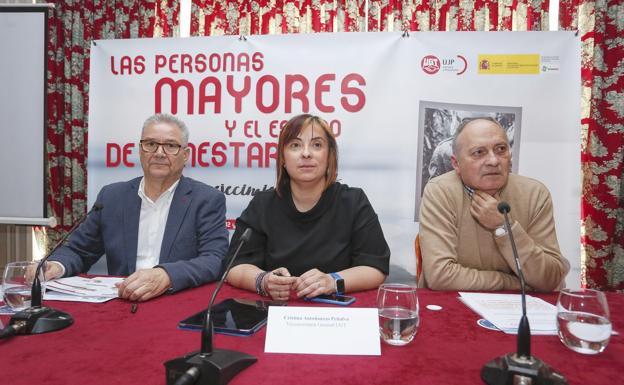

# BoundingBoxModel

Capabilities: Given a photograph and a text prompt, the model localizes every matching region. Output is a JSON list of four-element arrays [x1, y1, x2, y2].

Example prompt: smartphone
[[306, 294, 356, 306]]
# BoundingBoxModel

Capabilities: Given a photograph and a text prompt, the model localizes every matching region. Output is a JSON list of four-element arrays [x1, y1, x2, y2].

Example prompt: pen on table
[[131, 303, 138, 314]]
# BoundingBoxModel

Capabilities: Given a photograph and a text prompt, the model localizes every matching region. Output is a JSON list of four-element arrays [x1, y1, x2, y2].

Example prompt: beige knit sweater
[[418, 171, 569, 291]]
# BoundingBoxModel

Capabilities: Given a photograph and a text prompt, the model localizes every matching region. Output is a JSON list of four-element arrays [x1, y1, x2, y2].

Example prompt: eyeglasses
[[139, 140, 184, 155]]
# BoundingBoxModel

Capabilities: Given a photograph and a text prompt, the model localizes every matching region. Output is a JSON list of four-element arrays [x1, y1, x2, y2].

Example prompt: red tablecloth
[[1, 285, 622, 385]]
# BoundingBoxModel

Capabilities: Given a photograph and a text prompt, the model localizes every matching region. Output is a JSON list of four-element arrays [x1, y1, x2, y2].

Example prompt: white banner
[[88, 32, 581, 287]]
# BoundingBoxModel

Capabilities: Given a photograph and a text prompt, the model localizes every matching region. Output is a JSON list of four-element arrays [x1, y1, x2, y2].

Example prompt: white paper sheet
[[265, 306, 381, 355], [459, 292, 558, 335], [44, 276, 123, 303], [43, 291, 116, 303]]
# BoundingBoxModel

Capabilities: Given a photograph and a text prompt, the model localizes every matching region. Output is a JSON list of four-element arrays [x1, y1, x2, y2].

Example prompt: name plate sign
[[265, 306, 380, 355]]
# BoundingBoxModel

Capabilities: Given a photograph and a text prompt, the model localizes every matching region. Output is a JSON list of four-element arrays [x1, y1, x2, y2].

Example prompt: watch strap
[[330, 272, 344, 295]]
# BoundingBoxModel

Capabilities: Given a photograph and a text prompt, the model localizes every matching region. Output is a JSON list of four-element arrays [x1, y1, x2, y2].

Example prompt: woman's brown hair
[[275, 114, 338, 197]]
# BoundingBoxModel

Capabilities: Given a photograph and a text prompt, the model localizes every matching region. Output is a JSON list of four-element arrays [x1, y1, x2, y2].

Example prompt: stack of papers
[[459, 292, 558, 335], [44, 276, 124, 303]]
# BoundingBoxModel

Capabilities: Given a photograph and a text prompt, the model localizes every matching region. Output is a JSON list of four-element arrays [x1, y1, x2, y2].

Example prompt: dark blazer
[[49, 176, 229, 292]]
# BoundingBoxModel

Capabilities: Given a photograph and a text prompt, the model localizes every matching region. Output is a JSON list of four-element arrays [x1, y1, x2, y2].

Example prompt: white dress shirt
[[135, 178, 179, 271]]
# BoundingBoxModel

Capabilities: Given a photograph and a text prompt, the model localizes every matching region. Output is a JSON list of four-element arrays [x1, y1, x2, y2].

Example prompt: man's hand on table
[[115, 267, 172, 302]]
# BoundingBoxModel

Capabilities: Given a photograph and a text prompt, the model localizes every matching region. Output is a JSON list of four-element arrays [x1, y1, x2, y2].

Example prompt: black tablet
[[178, 298, 285, 336]]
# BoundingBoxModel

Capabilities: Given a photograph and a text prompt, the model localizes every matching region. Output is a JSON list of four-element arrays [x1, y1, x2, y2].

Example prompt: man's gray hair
[[451, 116, 504, 155], [141, 113, 189, 145]]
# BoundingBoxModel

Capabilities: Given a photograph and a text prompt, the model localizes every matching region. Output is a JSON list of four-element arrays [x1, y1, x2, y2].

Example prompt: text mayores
[[154, 73, 366, 115]]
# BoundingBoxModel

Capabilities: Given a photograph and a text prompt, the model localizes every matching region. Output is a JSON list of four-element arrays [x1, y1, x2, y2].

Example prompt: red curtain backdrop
[[190, 0, 366, 35], [366, 0, 550, 31], [559, 0, 624, 291], [42, 0, 179, 245], [189, 0, 550, 35]]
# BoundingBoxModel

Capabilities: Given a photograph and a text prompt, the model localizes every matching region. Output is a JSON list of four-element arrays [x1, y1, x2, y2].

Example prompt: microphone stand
[[481, 202, 567, 385], [4, 203, 103, 337], [165, 228, 256, 385]]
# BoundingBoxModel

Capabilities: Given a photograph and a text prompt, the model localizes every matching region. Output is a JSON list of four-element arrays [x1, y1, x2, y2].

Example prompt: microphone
[[481, 202, 567, 385], [165, 228, 255, 385], [2, 203, 103, 337]]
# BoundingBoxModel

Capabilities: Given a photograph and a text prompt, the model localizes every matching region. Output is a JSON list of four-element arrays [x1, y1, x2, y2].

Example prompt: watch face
[[336, 279, 345, 294], [495, 227, 506, 237]]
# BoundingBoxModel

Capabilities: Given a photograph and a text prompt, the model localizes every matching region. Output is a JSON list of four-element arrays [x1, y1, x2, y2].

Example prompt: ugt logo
[[421, 55, 440, 74]]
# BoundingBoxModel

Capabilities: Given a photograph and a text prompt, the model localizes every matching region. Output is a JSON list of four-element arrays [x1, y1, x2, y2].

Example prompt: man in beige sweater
[[418, 118, 569, 291]]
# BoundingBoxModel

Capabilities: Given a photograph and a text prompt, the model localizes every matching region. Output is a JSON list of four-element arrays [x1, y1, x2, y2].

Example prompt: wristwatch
[[494, 225, 507, 237], [330, 272, 345, 295]]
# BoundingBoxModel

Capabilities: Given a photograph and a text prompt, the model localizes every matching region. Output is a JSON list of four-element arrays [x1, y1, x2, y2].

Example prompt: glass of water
[[556, 288, 611, 354], [2, 261, 39, 311], [377, 283, 419, 346]]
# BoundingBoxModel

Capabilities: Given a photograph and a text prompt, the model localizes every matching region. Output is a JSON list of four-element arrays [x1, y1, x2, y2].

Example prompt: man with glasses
[[45, 114, 229, 301], [418, 117, 569, 291]]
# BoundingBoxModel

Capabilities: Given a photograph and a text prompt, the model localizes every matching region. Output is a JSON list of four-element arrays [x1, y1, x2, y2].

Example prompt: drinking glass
[[556, 288, 611, 354], [2, 261, 38, 311], [377, 283, 419, 346]]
